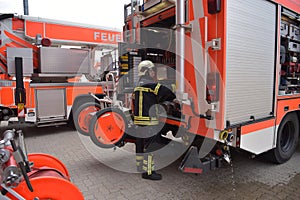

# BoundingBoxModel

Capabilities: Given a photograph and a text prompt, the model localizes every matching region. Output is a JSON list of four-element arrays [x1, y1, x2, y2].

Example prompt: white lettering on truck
[[94, 32, 122, 43]]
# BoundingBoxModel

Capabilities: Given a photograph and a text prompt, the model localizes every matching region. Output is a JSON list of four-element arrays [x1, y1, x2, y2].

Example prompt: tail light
[[236, 137, 240, 147], [206, 72, 220, 103]]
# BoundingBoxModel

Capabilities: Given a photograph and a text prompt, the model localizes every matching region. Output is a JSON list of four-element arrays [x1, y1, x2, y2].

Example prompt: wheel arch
[[67, 94, 106, 128], [276, 110, 300, 138], [270, 111, 299, 163], [70, 94, 106, 117], [296, 110, 300, 137]]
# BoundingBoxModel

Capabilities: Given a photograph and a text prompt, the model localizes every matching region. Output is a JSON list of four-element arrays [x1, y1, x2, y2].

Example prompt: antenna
[[23, 0, 29, 15]]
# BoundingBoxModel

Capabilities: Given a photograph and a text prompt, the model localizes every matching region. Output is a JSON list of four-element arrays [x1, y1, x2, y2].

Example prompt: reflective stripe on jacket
[[133, 75, 176, 126], [134, 83, 161, 125]]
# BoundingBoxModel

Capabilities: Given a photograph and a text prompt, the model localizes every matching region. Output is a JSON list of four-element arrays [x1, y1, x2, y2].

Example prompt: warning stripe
[[241, 119, 275, 135]]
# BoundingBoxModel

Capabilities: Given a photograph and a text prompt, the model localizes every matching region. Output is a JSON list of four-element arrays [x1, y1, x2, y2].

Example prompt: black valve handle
[[10, 140, 33, 192], [18, 146, 31, 173]]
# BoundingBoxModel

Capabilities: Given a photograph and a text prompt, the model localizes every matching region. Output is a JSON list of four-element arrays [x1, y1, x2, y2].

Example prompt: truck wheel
[[89, 108, 127, 148], [269, 112, 299, 164], [74, 102, 101, 136]]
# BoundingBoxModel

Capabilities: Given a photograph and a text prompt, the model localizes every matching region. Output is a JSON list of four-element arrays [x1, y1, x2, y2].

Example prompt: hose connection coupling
[[219, 129, 234, 142], [219, 130, 228, 141]]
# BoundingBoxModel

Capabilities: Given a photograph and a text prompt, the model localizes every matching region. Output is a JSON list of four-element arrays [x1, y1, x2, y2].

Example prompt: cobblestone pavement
[[3, 125, 299, 200]]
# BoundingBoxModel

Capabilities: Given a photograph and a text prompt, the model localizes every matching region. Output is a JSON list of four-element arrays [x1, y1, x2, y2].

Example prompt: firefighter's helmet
[[138, 60, 155, 77]]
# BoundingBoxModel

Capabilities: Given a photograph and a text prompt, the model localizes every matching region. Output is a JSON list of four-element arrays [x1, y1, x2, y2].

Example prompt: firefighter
[[134, 60, 176, 180]]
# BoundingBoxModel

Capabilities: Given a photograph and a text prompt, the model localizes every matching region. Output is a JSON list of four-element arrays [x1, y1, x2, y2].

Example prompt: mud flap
[[179, 146, 222, 174]]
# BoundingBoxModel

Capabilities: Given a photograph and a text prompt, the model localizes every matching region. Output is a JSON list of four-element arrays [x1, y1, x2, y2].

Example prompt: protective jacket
[[134, 75, 176, 126]]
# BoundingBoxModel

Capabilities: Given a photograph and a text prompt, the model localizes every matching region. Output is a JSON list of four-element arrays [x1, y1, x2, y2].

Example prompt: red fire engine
[[0, 13, 121, 127], [77, 0, 300, 172]]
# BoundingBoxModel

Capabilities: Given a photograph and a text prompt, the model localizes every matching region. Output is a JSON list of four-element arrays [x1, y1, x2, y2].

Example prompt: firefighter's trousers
[[135, 125, 160, 175]]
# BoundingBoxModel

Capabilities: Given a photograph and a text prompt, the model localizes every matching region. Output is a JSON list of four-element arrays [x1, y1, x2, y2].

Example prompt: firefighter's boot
[[141, 154, 162, 180], [142, 171, 162, 180]]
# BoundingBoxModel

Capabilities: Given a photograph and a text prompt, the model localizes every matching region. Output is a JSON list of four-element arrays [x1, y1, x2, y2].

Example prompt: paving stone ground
[[2, 125, 299, 200]]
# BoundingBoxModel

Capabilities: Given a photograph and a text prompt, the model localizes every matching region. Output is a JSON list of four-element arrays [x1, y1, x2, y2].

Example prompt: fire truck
[[78, 0, 300, 172], [0, 13, 121, 127]]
